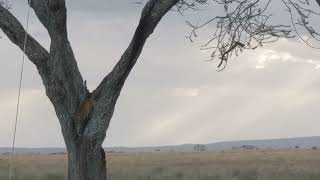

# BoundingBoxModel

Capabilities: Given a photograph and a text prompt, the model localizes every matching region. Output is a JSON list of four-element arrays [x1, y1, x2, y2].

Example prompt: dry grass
[[0, 149, 320, 180]]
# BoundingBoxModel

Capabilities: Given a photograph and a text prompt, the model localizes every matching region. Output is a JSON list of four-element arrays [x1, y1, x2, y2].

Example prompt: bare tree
[[0, 0, 319, 179]]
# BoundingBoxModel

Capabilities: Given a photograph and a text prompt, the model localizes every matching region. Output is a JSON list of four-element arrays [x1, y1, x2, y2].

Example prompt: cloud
[[170, 88, 200, 97], [0, 88, 64, 147], [1, 0, 320, 148]]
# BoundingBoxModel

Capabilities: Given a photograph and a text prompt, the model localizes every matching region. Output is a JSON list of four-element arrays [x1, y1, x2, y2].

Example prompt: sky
[[1, 0, 320, 148]]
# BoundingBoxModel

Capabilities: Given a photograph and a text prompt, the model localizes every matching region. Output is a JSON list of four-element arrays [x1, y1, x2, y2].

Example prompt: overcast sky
[[1, 0, 320, 148]]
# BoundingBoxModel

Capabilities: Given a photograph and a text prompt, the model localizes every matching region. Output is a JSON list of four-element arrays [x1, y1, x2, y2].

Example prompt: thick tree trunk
[[67, 139, 107, 180]]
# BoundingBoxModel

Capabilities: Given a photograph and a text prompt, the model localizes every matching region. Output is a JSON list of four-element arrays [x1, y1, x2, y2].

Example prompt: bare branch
[[1, 2, 86, 141], [0, 5, 49, 69], [185, 0, 320, 70], [174, 0, 208, 14], [87, 0, 179, 136], [29, 0, 87, 113], [29, 0, 51, 32], [30, 0, 68, 37], [281, 0, 320, 48], [95, 0, 179, 97]]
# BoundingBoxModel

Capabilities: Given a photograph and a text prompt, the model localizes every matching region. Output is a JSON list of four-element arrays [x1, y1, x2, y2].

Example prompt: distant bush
[[194, 144, 206, 151], [176, 172, 184, 179], [152, 166, 164, 174], [44, 174, 64, 180]]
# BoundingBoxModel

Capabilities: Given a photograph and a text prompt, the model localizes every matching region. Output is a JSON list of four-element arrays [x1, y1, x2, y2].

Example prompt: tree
[[0, 0, 319, 179]]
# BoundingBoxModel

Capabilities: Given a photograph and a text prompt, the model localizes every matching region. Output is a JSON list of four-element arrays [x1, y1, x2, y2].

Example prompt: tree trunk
[[67, 140, 107, 180]]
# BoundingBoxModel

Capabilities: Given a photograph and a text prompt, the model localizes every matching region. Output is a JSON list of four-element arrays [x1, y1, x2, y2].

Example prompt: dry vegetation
[[0, 149, 320, 180]]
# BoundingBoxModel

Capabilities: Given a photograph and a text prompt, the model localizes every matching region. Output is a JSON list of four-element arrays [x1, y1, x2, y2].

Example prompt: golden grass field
[[0, 149, 320, 180]]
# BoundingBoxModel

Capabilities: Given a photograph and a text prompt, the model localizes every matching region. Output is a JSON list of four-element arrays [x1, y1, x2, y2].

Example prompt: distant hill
[[105, 136, 320, 153], [0, 147, 66, 154], [1, 136, 320, 154]]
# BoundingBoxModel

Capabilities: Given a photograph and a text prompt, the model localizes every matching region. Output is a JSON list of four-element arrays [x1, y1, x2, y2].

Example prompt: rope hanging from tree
[[8, 1, 32, 180]]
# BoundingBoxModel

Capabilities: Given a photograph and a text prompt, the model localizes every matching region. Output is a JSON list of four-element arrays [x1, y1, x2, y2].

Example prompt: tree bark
[[68, 140, 107, 180]]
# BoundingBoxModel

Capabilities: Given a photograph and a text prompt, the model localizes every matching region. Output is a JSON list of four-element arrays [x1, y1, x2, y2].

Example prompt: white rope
[[8, 1, 32, 180]]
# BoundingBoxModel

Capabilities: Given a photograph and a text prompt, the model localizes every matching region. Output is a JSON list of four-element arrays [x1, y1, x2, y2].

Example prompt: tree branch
[[85, 0, 179, 137], [185, 0, 320, 70], [29, 0, 51, 32], [0, 5, 49, 74], [97, 0, 179, 95], [1, 2, 86, 145], [30, 0, 68, 38], [29, 0, 87, 113]]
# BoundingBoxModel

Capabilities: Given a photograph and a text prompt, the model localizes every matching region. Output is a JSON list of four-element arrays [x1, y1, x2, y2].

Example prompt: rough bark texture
[[0, 0, 178, 179], [68, 138, 106, 180]]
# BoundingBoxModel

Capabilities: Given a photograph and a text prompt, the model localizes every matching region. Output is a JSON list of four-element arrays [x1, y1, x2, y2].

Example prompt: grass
[[0, 149, 320, 180]]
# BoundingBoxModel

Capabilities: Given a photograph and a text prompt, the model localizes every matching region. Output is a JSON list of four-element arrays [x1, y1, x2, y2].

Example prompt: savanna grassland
[[0, 149, 320, 180]]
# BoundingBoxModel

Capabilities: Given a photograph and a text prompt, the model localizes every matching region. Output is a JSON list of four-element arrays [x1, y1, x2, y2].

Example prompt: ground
[[0, 149, 320, 180]]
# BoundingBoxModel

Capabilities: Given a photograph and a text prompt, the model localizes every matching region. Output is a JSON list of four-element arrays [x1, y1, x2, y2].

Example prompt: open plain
[[1, 149, 320, 180]]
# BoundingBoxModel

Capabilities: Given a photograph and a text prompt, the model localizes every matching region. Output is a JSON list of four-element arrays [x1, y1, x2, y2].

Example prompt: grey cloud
[[1, 0, 320, 147]]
